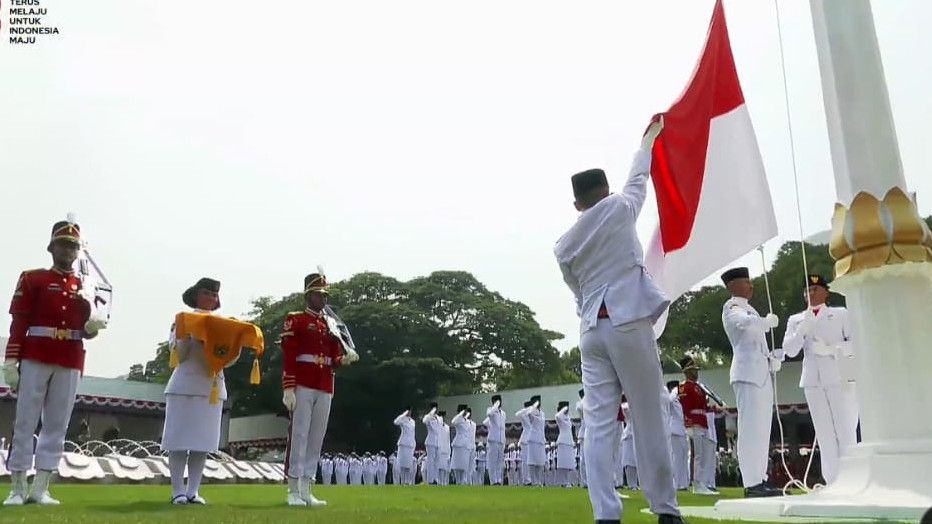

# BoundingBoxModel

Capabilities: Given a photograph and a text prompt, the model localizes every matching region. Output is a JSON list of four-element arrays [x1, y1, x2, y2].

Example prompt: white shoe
[[299, 477, 327, 507], [692, 485, 716, 496], [28, 470, 60, 505], [3, 493, 26, 506], [171, 494, 188, 505], [287, 493, 307, 507], [27, 490, 61, 505], [187, 495, 207, 505]]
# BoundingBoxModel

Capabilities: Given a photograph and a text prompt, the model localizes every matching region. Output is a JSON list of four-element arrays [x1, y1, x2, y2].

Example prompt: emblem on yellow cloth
[[172, 312, 266, 404]]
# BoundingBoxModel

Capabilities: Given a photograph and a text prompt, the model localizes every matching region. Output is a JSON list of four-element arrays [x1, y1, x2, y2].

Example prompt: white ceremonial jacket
[[517, 405, 546, 444], [439, 423, 452, 459], [723, 297, 774, 387], [423, 411, 442, 447], [165, 309, 227, 400], [486, 405, 506, 444], [394, 413, 416, 448], [668, 389, 687, 437], [782, 306, 854, 387], [451, 412, 476, 449], [554, 149, 670, 332], [555, 409, 574, 446]]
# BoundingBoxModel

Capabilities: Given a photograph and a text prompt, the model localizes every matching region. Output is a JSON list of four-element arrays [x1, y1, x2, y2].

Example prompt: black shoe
[[744, 482, 781, 498], [595, 520, 620, 524], [657, 514, 688, 524]]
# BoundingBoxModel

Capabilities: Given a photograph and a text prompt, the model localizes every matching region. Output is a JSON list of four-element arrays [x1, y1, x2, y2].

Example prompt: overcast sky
[[2, 1, 930, 377]]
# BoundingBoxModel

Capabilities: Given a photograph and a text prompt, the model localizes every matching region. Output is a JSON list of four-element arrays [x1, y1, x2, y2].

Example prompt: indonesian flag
[[645, 0, 777, 336]]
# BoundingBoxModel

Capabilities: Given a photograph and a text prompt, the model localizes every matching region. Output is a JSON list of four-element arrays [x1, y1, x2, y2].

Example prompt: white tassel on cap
[[66, 211, 78, 224]]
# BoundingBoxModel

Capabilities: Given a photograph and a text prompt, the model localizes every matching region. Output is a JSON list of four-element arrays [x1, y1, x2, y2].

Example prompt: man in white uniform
[[437, 411, 452, 486], [666, 380, 690, 491], [554, 119, 682, 523], [781, 274, 857, 485], [555, 401, 576, 488], [422, 402, 442, 485], [519, 396, 546, 487], [393, 408, 416, 485], [476, 443, 488, 485], [377, 451, 388, 485], [334, 454, 348, 485], [319, 454, 333, 485], [721, 266, 782, 497], [485, 395, 507, 485], [575, 388, 587, 488], [451, 405, 477, 485]]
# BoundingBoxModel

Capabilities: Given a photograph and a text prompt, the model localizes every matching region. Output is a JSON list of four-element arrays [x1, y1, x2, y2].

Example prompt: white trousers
[[8, 360, 80, 472], [425, 445, 439, 484], [687, 427, 714, 488], [804, 383, 858, 484], [670, 435, 689, 489], [320, 467, 333, 484], [487, 441, 505, 484], [476, 462, 486, 485], [733, 378, 774, 487], [285, 386, 332, 480], [580, 319, 679, 520], [579, 439, 587, 487]]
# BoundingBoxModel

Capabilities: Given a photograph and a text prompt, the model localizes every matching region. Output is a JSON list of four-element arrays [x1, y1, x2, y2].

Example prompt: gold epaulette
[[287, 311, 303, 317]]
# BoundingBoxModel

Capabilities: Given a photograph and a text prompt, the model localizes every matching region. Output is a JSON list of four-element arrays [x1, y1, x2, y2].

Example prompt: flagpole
[[773, 0, 813, 310]]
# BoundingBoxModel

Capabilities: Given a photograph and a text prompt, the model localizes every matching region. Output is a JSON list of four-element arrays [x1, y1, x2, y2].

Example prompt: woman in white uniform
[[161, 277, 224, 505]]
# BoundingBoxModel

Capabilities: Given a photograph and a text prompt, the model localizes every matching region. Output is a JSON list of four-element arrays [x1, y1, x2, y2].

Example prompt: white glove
[[3, 359, 19, 391], [765, 313, 779, 329], [771, 348, 785, 361], [769, 357, 782, 373], [282, 388, 296, 412], [343, 348, 359, 364], [84, 319, 108, 336], [641, 116, 664, 150], [798, 311, 816, 335]]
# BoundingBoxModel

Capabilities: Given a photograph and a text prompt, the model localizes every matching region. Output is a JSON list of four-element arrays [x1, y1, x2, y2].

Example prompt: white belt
[[297, 354, 332, 365], [27, 326, 83, 341]]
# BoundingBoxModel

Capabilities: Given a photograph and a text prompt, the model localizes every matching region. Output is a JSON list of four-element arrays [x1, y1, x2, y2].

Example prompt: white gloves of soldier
[[769, 357, 782, 373], [282, 388, 297, 412], [343, 348, 359, 365], [798, 311, 816, 336], [3, 359, 19, 391], [641, 116, 664, 150], [765, 313, 780, 329], [84, 319, 108, 337]]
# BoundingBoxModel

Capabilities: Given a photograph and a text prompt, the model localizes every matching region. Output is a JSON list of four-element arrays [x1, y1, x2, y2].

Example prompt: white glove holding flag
[[343, 348, 359, 365], [765, 313, 780, 329], [769, 356, 782, 373], [282, 388, 297, 412], [3, 359, 19, 391]]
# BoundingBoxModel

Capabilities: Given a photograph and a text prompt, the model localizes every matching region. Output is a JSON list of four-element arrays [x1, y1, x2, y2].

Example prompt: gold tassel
[[169, 345, 179, 369], [250, 356, 261, 385], [209, 376, 219, 405]]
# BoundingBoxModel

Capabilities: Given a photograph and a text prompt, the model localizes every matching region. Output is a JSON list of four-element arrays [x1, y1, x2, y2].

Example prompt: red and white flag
[[645, 0, 777, 336]]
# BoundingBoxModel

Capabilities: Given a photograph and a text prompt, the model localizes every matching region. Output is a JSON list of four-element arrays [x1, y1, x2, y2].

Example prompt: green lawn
[[0, 484, 814, 524]]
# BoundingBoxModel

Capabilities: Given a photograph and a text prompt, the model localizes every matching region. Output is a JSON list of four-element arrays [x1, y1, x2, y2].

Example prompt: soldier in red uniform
[[677, 356, 717, 495], [281, 272, 359, 507], [3, 220, 103, 506]]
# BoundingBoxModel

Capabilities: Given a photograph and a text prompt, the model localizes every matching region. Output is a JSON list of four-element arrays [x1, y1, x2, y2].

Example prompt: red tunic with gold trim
[[6, 268, 90, 371], [678, 380, 710, 429], [280, 309, 344, 393]]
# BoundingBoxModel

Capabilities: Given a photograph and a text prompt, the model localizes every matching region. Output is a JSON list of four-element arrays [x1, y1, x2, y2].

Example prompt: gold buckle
[[55, 329, 69, 340]]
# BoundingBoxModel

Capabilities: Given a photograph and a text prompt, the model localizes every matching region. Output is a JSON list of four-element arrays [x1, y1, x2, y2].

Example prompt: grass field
[[0, 484, 803, 524]]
